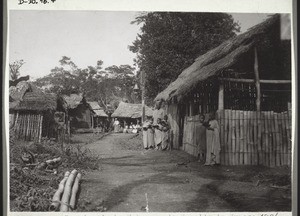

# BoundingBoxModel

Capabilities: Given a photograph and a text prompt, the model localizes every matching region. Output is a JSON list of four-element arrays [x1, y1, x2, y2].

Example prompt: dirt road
[[76, 133, 291, 212]]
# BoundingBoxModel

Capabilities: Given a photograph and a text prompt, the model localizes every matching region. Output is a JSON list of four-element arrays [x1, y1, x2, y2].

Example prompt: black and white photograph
[[5, 0, 295, 214]]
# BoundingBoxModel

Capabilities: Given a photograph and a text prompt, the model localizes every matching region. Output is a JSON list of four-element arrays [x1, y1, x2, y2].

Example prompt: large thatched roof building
[[155, 14, 291, 167], [111, 102, 153, 119], [155, 14, 291, 105]]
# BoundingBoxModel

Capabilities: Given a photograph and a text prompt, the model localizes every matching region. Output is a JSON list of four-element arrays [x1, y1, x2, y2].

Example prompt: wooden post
[[254, 47, 261, 111], [141, 70, 145, 123], [218, 82, 224, 110], [38, 115, 43, 143]]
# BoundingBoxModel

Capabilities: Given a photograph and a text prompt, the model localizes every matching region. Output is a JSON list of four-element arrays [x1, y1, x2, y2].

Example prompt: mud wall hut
[[155, 14, 292, 167], [62, 94, 94, 131], [10, 82, 67, 142], [111, 102, 153, 126]]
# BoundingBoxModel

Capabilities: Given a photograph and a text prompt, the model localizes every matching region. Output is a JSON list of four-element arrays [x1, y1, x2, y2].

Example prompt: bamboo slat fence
[[180, 109, 292, 167], [13, 113, 44, 142], [219, 109, 292, 166]]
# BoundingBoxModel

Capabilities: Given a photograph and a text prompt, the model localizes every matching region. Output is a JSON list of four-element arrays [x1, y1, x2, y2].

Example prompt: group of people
[[142, 115, 171, 151], [113, 118, 142, 134], [196, 112, 221, 166], [142, 100, 171, 151]]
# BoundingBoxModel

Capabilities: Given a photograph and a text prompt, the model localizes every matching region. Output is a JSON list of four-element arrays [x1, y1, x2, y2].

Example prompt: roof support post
[[218, 81, 224, 110], [141, 70, 145, 122], [254, 47, 261, 111]]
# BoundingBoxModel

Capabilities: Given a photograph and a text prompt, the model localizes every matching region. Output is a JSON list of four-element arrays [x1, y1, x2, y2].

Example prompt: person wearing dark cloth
[[195, 114, 207, 163], [161, 115, 171, 151]]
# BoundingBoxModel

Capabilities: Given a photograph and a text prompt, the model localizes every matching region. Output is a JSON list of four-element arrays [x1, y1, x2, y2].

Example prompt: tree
[[34, 57, 138, 111], [9, 60, 25, 81], [129, 12, 240, 104]]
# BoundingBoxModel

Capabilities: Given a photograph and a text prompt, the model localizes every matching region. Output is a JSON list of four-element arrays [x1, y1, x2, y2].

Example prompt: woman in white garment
[[152, 100, 165, 150], [204, 112, 221, 166]]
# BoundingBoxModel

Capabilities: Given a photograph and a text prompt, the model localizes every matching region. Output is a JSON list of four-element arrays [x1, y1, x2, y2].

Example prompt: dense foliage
[[129, 12, 240, 104], [34, 56, 139, 109], [9, 59, 25, 81]]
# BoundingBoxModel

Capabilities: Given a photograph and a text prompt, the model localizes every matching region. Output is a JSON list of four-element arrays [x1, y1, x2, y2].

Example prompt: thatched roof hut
[[10, 81, 67, 141], [154, 14, 291, 167], [155, 14, 288, 102], [111, 102, 153, 119]]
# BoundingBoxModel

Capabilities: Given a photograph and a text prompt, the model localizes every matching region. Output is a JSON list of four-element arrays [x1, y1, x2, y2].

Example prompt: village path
[[76, 133, 290, 212]]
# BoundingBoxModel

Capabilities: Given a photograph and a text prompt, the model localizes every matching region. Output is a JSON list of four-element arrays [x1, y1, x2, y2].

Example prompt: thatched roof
[[9, 81, 31, 101], [87, 101, 108, 117], [111, 102, 153, 118], [93, 109, 108, 117], [155, 14, 281, 102], [87, 101, 101, 110], [62, 93, 84, 109], [14, 92, 58, 111]]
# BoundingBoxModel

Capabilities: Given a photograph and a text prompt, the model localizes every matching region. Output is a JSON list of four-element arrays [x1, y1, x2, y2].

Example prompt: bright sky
[[9, 11, 271, 80]]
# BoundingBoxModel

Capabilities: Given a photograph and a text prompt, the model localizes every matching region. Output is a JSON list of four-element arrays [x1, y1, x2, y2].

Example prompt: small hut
[[111, 102, 153, 126], [155, 14, 292, 167], [10, 82, 67, 142], [62, 94, 94, 131], [87, 101, 108, 129]]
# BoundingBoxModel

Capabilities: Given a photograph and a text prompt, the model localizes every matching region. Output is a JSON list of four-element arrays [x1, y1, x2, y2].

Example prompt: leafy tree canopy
[[34, 56, 138, 111], [129, 12, 240, 104], [9, 60, 25, 81]]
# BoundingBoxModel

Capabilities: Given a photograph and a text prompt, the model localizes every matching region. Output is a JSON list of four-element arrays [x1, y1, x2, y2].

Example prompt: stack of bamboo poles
[[218, 109, 291, 167], [50, 170, 82, 212], [13, 113, 43, 142]]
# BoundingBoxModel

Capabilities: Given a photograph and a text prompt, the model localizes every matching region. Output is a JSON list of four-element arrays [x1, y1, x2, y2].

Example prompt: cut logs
[[69, 173, 82, 210], [50, 171, 70, 211], [60, 169, 80, 212], [50, 169, 82, 212]]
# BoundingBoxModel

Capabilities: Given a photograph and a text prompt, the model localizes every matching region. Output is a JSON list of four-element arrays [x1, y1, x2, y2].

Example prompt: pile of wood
[[50, 170, 82, 211]]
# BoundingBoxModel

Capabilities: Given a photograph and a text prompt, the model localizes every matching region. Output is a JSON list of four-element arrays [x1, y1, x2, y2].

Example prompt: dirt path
[[76, 133, 291, 212]]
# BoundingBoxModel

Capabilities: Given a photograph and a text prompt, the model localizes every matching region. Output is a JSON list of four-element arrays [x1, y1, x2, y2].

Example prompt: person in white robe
[[204, 112, 221, 166]]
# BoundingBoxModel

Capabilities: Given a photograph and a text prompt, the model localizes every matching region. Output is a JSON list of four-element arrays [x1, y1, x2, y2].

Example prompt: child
[[196, 114, 207, 163], [142, 116, 155, 149], [161, 115, 171, 151], [153, 118, 164, 150]]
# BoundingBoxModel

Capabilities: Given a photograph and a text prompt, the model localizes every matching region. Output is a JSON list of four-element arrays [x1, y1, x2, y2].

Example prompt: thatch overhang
[[14, 92, 58, 112], [111, 102, 153, 119], [155, 14, 281, 102], [87, 101, 108, 117], [93, 109, 108, 117]]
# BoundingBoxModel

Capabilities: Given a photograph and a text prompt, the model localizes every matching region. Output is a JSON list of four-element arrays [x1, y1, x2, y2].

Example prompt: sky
[[9, 11, 271, 80]]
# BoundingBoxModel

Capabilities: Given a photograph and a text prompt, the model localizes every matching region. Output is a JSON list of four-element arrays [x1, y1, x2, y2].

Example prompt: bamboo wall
[[13, 113, 44, 142], [219, 109, 292, 166], [178, 109, 292, 167]]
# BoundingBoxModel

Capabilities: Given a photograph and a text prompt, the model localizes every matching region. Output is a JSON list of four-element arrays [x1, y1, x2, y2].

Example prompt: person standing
[[161, 115, 171, 151], [153, 100, 165, 150], [113, 118, 120, 133], [204, 112, 221, 166], [196, 114, 207, 163], [142, 116, 154, 149]]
